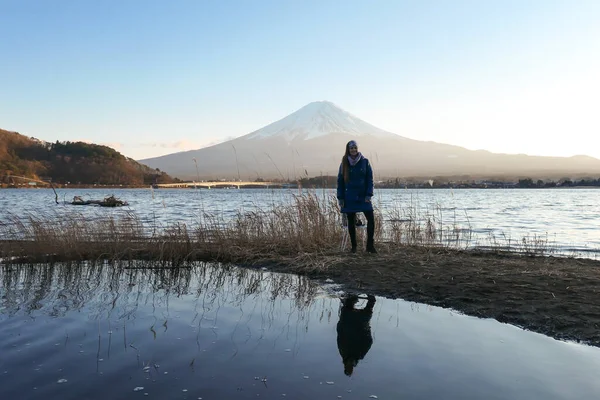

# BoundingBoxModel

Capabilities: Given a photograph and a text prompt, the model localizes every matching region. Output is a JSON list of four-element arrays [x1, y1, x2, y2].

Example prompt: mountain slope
[[244, 101, 398, 141], [139, 102, 600, 180], [0, 129, 177, 185]]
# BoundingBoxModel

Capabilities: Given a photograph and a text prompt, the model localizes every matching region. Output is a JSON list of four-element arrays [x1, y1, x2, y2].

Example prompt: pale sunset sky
[[1, 0, 599, 160]]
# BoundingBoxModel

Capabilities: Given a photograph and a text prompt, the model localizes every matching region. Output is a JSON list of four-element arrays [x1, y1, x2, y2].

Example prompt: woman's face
[[348, 144, 358, 156]]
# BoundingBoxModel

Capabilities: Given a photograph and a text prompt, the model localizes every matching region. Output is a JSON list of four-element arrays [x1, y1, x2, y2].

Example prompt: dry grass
[[476, 231, 558, 257], [0, 191, 555, 266], [0, 193, 343, 265], [385, 199, 472, 249]]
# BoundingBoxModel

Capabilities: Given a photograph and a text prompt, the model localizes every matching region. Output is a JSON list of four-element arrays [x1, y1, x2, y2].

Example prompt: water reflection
[[337, 294, 376, 376], [1, 261, 318, 319], [0, 262, 327, 399], [2, 263, 600, 400]]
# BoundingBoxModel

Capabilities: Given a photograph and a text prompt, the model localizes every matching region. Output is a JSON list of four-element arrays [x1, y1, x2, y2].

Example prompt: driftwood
[[71, 195, 128, 207]]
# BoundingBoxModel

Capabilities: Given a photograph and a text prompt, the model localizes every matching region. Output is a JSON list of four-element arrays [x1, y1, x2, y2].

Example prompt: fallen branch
[[72, 195, 128, 207]]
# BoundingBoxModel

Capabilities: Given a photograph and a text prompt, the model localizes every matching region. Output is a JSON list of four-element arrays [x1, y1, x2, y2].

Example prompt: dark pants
[[346, 210, 375, 249]]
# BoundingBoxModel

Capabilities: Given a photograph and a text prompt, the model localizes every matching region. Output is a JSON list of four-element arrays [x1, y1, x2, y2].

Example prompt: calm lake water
[[1, 263, 599, 400], [1, 187, 599, 257]]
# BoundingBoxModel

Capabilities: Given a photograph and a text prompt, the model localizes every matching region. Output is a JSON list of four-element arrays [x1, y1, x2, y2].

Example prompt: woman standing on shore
[[337, 140, 376, 253]]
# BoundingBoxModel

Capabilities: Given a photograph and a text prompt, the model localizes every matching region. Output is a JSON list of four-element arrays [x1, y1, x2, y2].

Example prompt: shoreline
[[3, 186, 600, 190], [4, 243, 599, 347], [251, 247, 600, 347]]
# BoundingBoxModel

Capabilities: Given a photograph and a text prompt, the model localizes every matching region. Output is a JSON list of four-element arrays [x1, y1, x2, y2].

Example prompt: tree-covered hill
[[0, 129, 178, 186]]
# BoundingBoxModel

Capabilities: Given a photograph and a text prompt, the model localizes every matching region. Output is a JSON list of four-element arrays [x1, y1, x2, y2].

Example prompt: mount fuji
[[244, 101, 397, 142], [140, 101, 600, 180]]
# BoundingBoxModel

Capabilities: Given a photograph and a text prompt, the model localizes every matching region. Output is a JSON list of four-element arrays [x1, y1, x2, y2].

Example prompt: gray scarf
[[348, 152, 363, 166]]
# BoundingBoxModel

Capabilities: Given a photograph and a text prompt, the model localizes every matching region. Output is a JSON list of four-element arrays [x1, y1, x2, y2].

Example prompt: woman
[[337, 140, 376, 253]]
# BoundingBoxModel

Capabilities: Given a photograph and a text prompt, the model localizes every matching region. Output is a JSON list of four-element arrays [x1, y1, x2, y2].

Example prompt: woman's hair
[[341, 141, 356, 183], [341, 143, 351, 183]]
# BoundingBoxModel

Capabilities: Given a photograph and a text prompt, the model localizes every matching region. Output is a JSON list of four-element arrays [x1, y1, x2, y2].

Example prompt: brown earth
[[261, 247, 600, 347]]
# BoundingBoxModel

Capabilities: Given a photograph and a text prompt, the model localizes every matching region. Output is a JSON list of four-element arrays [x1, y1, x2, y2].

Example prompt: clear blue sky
[[1, 0, 599, 160]]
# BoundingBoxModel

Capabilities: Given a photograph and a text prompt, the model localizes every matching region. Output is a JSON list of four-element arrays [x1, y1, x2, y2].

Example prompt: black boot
[[366, 239, 377, 254], [349, 228, 357, 253], [365, 211, 376, 253]]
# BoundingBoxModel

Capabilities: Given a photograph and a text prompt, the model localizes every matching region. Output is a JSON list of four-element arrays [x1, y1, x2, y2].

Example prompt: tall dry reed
[[0, 191, 496, 265]]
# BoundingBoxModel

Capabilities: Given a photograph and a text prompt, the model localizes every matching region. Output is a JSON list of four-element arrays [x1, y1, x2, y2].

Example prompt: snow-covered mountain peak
[[244, 101, 398, 141]]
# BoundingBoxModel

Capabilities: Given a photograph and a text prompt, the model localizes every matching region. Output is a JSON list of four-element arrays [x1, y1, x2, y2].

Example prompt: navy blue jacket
[[337, 158, 374, 213]]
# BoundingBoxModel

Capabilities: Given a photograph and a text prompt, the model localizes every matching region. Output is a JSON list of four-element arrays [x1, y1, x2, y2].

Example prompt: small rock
[[57, 379, 67, 384], [133, 387, 144, 391]]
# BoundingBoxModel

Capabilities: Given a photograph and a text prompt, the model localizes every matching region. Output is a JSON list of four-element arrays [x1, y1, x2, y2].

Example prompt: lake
[[1, 188, 599, 258], [1, 262, 599, 400]]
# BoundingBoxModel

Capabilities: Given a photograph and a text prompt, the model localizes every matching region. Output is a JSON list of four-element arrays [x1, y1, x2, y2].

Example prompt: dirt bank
[[262, 247, 600, 347]]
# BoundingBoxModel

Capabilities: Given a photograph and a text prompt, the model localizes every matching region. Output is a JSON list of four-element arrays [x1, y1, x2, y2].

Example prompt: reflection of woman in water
[[336, 294, 376, 376]]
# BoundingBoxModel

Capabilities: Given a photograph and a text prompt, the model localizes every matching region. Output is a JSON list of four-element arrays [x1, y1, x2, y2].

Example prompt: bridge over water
[[154, 181, 279, 189]]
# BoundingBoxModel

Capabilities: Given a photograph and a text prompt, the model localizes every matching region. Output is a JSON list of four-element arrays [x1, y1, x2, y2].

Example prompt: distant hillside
[[0, 129, 177, 186]]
